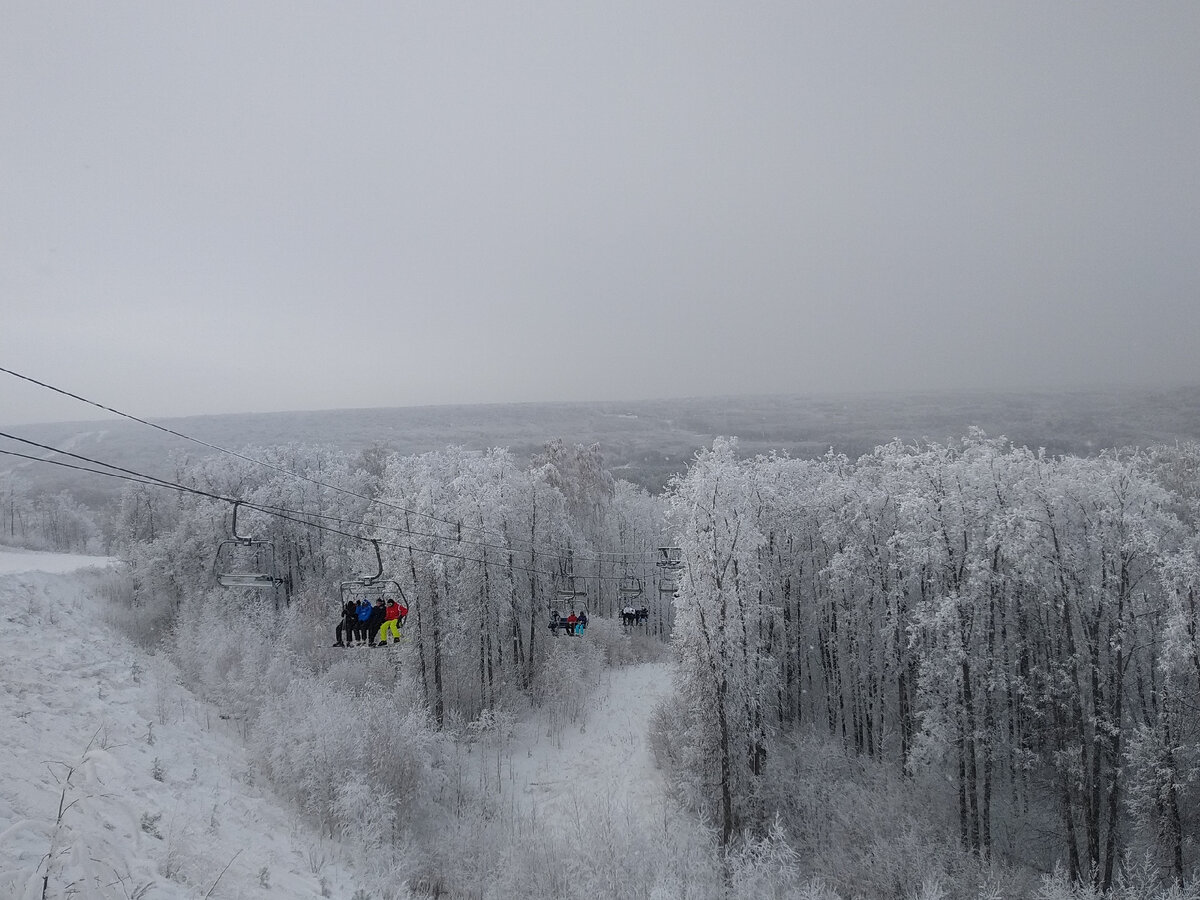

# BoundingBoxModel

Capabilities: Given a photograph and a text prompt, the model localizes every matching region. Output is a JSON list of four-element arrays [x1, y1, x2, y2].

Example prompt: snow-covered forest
[[6, 431, 1200, 899]]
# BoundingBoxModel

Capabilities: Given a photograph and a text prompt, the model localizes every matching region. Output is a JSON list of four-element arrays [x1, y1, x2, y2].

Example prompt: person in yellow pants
[[377, 597, 404, 646]]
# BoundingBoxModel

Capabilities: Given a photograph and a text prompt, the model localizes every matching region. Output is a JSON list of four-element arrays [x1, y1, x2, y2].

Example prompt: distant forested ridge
[[5, 385, 1200, 508]]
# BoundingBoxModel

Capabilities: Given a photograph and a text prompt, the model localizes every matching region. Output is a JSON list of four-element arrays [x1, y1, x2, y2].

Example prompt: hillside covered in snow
[[0, 548, 709, 900]]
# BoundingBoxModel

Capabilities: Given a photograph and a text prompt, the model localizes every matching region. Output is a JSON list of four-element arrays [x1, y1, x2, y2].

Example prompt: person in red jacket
[[378, 597, 404, 646], [567, 611, 578, 636]]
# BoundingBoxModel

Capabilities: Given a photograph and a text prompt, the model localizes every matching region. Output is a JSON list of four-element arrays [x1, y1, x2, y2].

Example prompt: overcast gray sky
[[3, 2, 1198, 425]]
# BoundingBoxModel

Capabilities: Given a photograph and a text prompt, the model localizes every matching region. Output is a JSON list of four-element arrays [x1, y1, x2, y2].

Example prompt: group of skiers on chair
[[549, 609, 588, 636], [621, 605, 650, 626], [335, 596, 407, 647]]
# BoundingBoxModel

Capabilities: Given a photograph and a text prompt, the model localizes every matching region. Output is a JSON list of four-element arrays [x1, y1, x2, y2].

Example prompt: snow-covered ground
[[510, 661, 674, 835], [0, 548, 689, 899], [0, 547, 119, 575], [0, 548, 359, 899]]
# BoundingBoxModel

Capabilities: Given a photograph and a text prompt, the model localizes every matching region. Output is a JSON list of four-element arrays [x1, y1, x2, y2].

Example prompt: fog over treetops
[[5, 385, 1199, 506]]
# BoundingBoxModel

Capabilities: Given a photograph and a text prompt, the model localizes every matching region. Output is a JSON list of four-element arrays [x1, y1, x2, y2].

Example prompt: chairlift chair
[[214, 502, 286, 591], [618, 575, 644, 600], [656, 547, 683, 571], [548, 579, 588, 636], [551, 586, 588, 611], [339, 539, 408, 609], [340, 578, 407, 606]]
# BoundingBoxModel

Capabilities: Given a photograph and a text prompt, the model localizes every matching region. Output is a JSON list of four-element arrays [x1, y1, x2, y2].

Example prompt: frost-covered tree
[[0, 472, 102, 552], [661, 434, 1200, 888], [669, 438, 776, 845], [378, 444, 657, 726]]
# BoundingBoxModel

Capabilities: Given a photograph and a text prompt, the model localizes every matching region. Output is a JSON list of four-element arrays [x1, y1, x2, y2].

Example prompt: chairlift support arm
[[230, 500, 254, 544], [361, 539, 384, 584]]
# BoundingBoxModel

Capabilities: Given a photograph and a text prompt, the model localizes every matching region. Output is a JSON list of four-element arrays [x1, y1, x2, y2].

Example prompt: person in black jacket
[[334, 599, 357, 647], [365, 597, 387, 647]]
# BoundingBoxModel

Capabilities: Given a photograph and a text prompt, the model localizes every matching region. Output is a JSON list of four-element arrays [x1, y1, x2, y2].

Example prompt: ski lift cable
[[0, 444, 554, 577], [0, 366, 665, 564], [0, 366, 660, 563], [0, 434, 233, 502], [0, 447, 202, 495], [0, 430, 636, 572], [0, 443, 651, 583], [0, 366, 519, 547]]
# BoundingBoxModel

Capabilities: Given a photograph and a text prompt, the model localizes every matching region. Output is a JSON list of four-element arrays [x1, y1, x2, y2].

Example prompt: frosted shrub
[[140, 811, 163, 838], [533, 640, 603, 737], [647, 693, 689, 772], [570, 792, 657, 897], [251, 668, 444, 840], [487, 833, 576, 899], [627, 629, 670, 663], [274, 588, 343, 672], [166, 589, 283, 720], [97, 562, 176, 647], [649, 679, 724, 823], [36, 747, 165, 897], [727, 814, 805, 899], [583, 617, 636, 667], [1031, 855, 1200, 900], [333, 777, 398, 866], [94, 565, 132, 604], [755, 730, 1009, 899], [485, 791, 723, 900], [258, 685, 436, 896], [1123, 719, 1200, 879]]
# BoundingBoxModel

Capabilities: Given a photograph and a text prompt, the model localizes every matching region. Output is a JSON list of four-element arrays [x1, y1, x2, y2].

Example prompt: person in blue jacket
[[354, 598, 373, 646]]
